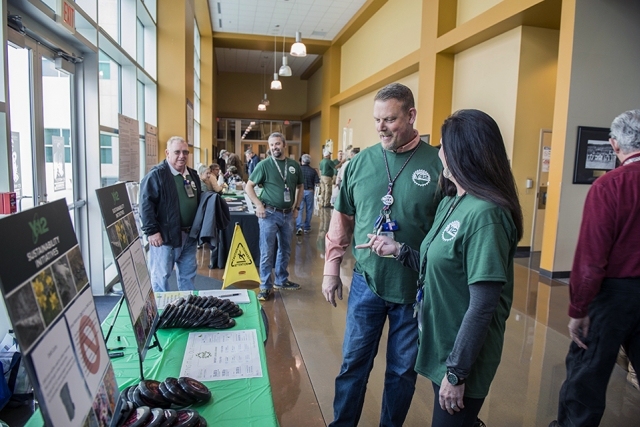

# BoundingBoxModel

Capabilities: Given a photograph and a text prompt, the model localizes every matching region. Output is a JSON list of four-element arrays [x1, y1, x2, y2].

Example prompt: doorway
[[7, 34, 82, 228], [531, 129, 552, 254]]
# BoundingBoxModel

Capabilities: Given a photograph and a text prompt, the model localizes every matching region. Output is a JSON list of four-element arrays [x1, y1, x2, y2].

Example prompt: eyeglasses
[[172, 150, 190, 156]]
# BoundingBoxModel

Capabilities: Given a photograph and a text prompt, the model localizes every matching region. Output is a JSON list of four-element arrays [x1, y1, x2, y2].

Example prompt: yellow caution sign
[[222, 224, 261, 289]]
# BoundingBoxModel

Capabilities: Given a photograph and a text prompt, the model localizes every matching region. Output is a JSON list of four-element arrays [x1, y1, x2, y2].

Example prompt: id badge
[[184, 181, 195, 198], [283, 187, 291, 203]]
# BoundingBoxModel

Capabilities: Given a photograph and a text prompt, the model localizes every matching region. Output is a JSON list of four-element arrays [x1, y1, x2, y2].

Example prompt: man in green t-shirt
[[246, 132, 304, 301], [322, 83, 442, 426], [319, 149, 336, 208]]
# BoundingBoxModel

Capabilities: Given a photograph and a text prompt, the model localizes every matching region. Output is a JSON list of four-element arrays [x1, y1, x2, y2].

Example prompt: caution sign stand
[[222, 224, 261, 290]]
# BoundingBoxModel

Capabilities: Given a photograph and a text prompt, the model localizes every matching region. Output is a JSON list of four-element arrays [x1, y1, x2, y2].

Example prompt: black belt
[[264, 204, 294, 214]]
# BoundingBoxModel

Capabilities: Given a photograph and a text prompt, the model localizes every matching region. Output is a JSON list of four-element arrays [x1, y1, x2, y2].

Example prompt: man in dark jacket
[[140, 136, 202, 292]]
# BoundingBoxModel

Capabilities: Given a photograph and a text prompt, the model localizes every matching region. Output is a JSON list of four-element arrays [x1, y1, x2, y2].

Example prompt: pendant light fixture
[[290, 31, 307, 57], [270, 34, 282, 90], [258, 64, 268, 110], [279, 32, 292, 77], [289, 1, 306, 57]]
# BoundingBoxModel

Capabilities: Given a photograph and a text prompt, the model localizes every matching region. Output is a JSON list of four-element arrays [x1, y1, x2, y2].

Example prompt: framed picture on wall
[[573, 126, 619, 184]]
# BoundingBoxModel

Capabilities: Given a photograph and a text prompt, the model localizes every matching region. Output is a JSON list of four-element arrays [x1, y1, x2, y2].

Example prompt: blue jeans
[[258, 207, 295, 290], [148, 231, 197, 292], [296, 190, 315, 231], [330, 272, 419, 427]]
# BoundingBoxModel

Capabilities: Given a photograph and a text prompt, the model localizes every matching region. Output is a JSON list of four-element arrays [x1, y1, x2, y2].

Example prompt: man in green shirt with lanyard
[[246, 132, 304, 301], [322, 83, 442, 426]]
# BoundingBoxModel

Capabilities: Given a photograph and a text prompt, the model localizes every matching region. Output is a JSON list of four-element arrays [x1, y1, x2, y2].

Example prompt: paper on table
[[180, 330, 262, 381], [155, 291, 195, 309], [198, 289, 251, 304]]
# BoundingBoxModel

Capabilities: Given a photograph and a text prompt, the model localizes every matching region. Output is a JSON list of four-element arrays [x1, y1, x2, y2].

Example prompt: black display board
[[95, 183, 158, 359], [0, 199, 121, 427]]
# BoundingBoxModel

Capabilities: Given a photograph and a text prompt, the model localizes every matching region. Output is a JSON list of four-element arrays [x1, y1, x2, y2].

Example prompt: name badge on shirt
[[184, 179, 195, 198], [284, 186, 291, 203]]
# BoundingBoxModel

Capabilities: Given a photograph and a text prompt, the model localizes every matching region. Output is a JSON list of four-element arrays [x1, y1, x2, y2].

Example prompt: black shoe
[[296, 227, 303, 235], [257, 289, 271, 301], [474, 419, 487, 427], [549, 421, 560, 427], [274, 280, 300, 291]]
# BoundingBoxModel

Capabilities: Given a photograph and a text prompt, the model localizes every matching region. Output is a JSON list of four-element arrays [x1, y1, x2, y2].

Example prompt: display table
[[25, 292, 278, 427]]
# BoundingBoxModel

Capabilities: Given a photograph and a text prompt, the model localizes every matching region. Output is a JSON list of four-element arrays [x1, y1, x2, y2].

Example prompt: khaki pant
[[320, 176, 333, 207]]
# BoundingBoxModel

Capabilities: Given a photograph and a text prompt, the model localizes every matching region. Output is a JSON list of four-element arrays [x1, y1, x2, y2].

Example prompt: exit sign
[[56, 0, 76, 34]]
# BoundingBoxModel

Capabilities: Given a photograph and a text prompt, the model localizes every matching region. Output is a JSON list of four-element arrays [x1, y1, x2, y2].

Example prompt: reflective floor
[[198, 207, 640, 427]]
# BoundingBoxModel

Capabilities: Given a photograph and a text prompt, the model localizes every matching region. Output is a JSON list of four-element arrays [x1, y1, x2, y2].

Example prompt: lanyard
[[381, 145, 419, 210], [272, 157, 288, 188], [417, 193, 467, 288], [622, 155, 640, 166]]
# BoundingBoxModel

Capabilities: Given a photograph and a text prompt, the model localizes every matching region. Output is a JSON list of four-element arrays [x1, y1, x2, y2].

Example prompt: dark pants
[[431, 383, 485, 427], [558, 277, 640, 427]]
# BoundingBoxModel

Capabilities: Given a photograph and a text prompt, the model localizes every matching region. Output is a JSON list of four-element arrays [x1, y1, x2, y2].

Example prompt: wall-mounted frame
[[573, 126, 619, 184]]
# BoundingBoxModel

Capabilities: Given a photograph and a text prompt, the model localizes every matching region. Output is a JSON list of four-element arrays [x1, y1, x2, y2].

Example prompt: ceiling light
[[271, 35, 283, 90], [290, 31, 306, 57], [259, 64, 268, 110], [258, 102, 266, 111], [271, 73, 282, 90], [279, 34, 292, 76], [262, 93, 270, 106]]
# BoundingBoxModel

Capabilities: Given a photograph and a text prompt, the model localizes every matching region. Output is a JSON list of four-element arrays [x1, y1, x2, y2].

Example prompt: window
[[137, 18, 145, 67], [44, 128, 71, 163], [100, 134, 113, 164], [193, 20, 201, 164], [99, 0, 120, 43], [98, 50, 121, 129]]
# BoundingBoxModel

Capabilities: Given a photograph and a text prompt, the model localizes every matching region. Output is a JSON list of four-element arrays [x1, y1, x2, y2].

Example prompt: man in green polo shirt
[[140, 136, 202, 292], [246, 132, 304, 301]]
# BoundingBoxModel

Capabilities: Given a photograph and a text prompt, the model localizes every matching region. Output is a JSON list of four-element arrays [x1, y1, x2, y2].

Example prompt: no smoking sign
[[78, 315, 101, 374]]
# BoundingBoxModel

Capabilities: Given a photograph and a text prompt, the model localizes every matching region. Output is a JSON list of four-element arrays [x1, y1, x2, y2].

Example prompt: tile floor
[[198, 207, 640, 427]]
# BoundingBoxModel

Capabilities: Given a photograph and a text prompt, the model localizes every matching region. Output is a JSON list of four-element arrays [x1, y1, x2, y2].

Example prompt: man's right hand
[[255, 205, 266, 219], [322, 275, 343, 307], [148, 232, 163, 247]]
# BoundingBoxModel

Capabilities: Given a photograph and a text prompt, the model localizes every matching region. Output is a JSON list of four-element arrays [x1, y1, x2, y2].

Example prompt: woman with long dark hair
[[358, 109, 523, 426]]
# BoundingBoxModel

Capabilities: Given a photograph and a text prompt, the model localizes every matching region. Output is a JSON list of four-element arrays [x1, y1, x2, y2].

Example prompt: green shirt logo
[[442, 220, 460, 242]]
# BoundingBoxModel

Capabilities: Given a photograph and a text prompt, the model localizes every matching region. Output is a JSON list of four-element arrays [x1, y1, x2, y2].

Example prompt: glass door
[[7, 38, 79, 225]]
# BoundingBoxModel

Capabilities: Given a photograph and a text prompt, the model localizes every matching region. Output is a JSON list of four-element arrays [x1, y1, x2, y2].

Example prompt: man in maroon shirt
[[551, 109, 640, 427]]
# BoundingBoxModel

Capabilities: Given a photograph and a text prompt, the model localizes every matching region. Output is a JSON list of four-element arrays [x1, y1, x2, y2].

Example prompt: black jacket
[[189, 192, 231, 246], [140, 160, 202, 248]]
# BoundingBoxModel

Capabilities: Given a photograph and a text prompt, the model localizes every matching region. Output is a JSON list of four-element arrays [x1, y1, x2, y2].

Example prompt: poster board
[[145, 123, 158, 174], [118, 114, 140, 182], [95, 183, 158, 359], [0, 199, 121, 427]]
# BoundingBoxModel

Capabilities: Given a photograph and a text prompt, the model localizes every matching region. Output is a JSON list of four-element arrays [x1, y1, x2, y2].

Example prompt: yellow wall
[[338, 72, 420, 151], [158, 0, 195, 147], [309, 116, 322, 168], [457, 0, 504, 26], [512, 26, 559, 246], [216, 72, 308, 118], [452, 27, 521, 158], [307, 66, 323, 111], [340, 0, 422, 92]]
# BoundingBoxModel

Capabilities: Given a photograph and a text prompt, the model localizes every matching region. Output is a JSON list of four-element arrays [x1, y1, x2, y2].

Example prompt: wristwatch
[[446, 368, 465, 386]]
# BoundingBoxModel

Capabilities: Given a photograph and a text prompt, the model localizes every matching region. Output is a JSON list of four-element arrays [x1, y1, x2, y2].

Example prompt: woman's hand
[[355, 233, 400, 257], [439, 373, 465, 415]]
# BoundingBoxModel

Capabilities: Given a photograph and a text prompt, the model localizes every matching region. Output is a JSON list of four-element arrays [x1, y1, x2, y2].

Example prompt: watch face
[[447, 371, 459, 385]]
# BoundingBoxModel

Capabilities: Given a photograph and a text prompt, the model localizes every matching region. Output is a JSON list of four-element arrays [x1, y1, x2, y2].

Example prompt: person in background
[[360, 109, 522, 427], [198, 164, 223, 194], [218, 149, 227, 173], [245, 132, 304, 302], [209, 163, 226, 189], [550, 109, 640, 427], [335, 148, 359, 189], [296, 154, 320, 235], [225, 166, 243, 186], [245, 149, 260, 175], [322, 83, 443, 427], [319, 149, 337, 208], [140, 136, 202, 292]]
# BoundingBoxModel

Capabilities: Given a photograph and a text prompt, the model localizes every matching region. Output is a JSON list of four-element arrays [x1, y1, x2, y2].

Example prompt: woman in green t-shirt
[[357, 109, 523, 427]]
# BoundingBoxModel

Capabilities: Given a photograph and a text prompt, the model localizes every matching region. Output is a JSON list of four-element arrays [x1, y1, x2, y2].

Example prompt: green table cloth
[[25, 291, 278, 427]]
